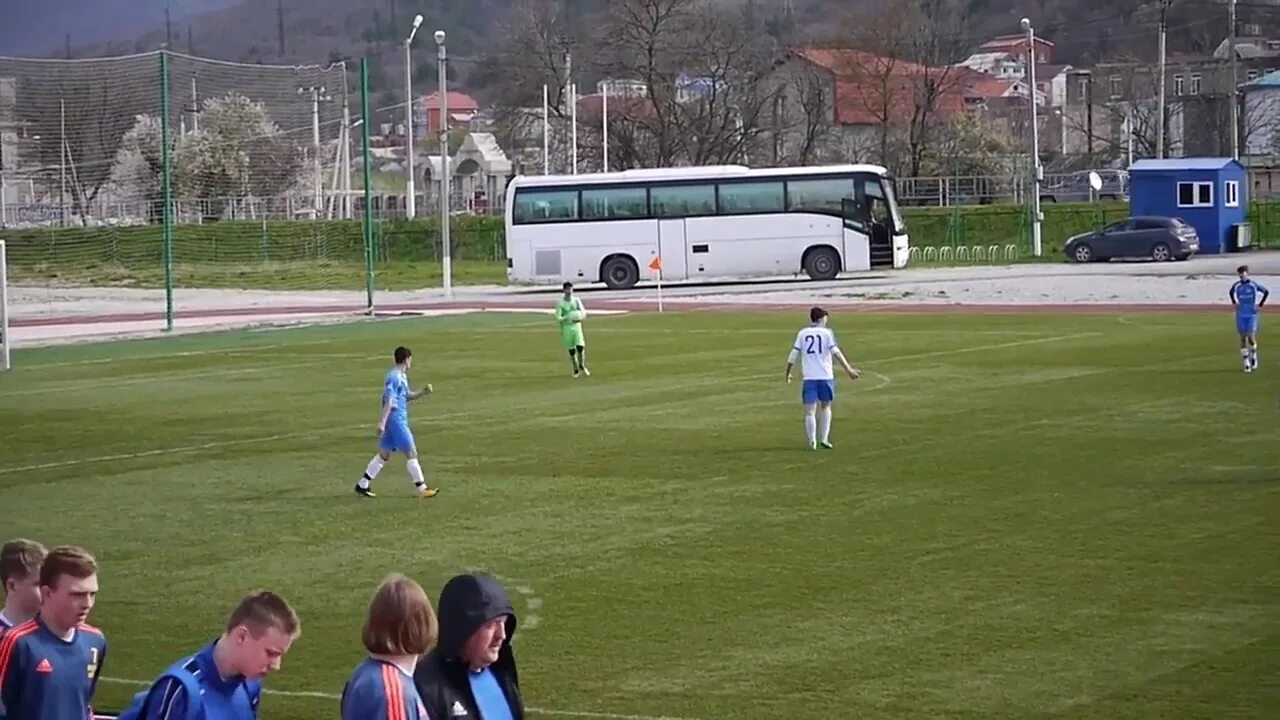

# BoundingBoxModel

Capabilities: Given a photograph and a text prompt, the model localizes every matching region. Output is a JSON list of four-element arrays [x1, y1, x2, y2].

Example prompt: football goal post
[[0, 240, 9, 371]]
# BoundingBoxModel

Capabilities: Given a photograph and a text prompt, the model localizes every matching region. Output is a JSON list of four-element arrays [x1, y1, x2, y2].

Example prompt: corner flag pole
[[649, 255, 663, 313]]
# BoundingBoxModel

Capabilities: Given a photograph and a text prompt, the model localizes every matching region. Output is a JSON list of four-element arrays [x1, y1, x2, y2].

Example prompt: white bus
[[503, 164, 910, 289]]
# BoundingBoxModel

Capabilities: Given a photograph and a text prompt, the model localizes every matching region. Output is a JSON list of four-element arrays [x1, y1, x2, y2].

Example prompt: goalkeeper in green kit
[[555, 281, 590, 378]]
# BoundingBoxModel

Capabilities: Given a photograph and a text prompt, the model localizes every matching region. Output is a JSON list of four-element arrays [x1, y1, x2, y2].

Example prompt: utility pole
[[1156, 0, 1171, 158], [299, 85, 331, 219], [1085, 71, 1094, 163], [1021, 18, 1043, 257], [1229, 0, 1239, 158], [190, 76, 199, 134]]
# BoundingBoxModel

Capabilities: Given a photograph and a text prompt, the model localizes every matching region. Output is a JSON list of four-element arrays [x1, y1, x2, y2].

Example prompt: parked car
[[1063, 216, 1200, 263], [1041, 169, 1129, 203]]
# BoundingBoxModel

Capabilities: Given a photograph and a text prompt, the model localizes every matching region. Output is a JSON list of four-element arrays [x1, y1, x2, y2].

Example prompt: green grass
[[9, 259, 509, 290], [1, 311, 1277, 720]]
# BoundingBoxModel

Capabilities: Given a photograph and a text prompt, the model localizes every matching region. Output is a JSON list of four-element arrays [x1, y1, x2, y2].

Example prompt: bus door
[[658, 218, 689, 281], [840, 198, 874, 271], [854, 180, 895, 268]]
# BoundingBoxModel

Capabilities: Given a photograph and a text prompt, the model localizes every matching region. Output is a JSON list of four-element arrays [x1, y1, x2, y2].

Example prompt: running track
[[10, 298, 1225, 328]]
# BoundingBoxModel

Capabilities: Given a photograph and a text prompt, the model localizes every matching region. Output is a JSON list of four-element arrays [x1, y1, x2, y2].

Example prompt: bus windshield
[[883, 178, 906, 233]]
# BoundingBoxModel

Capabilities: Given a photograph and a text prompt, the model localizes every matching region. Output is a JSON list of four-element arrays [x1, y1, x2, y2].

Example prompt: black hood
[[435, 572, 518, 659]]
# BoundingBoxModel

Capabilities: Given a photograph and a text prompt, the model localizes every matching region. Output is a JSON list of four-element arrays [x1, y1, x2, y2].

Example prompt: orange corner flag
[[649, 256, 662, 271]]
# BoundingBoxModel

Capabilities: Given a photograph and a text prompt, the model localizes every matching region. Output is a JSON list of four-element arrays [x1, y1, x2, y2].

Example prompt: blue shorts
[[1237, 314, 1259, 336], [801, 379, 835, 404], [379, 422, 416, 454]]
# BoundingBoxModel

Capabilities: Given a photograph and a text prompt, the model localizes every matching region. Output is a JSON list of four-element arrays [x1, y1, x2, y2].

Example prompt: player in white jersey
[[784, 307, 860, 450]]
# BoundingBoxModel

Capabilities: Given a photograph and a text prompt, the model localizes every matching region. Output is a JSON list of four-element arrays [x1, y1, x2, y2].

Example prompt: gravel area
[[7, 252, 1278, 347]]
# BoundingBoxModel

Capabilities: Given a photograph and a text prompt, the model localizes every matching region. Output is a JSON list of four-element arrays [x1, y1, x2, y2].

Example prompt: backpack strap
[[137, 664, 204, 720]]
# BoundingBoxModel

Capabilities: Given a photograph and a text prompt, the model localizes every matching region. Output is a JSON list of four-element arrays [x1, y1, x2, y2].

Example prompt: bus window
[[582, 187, 648, 220], [717, 181, 785, 214], [786, 177, 855, 215], [513, 189, 579, 224], [651, 184, 716, 218]]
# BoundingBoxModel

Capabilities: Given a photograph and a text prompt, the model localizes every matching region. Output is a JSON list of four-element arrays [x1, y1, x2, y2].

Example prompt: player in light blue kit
[[1229, 264, 1269, 373], [354, 346, 440, 498], [784, 307, 860, 450]]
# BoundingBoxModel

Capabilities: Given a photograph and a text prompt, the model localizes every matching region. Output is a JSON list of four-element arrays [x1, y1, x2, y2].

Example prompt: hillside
[[9, 0, 1267, 94], [0, 0, 237, 56]]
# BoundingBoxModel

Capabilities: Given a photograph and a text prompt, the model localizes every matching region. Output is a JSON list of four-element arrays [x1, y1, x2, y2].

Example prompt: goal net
[[0, 51, 372, 330]]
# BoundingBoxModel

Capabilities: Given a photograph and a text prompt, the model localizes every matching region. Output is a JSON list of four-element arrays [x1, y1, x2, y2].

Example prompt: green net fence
[[2, 48, 1277, 331], [902, 200, 1280, 265], [0, 52, 370, 321]]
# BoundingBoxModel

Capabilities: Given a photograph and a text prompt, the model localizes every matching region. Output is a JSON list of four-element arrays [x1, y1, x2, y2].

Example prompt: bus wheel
[[601, 255, 639, 290], [803, 246, 840, 281]]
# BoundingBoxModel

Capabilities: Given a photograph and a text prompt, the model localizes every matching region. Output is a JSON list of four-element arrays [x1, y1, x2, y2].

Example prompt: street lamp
[[404, 13, 423, 219], [436, 29, 452, 296], [1021, 17, 1043, 257]]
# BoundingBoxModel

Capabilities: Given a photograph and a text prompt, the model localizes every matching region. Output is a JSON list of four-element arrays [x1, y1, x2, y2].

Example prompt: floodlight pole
[[404, 14, 423, 219], [437, 29, 453, 296], [1022, 17, 1043, 257]]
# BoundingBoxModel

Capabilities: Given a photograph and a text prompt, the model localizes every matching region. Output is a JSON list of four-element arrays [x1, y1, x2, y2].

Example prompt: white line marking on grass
[[511, 584, 543, 630], [21, 339, 347, 371], [14, 316, 562, 372], [0, 425, 367, 475], [0, 358, 337, 397], [869, 332, 1103, 364], [97, 678, 699, 720], [858, 369, 893, 392]]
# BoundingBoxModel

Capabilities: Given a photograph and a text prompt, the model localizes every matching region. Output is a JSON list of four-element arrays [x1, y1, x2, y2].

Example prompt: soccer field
[[1, 309, 1277, 720]]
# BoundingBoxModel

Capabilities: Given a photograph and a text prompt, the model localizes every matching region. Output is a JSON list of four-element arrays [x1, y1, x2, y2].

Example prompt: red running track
[[11, 299, 1225, 328]]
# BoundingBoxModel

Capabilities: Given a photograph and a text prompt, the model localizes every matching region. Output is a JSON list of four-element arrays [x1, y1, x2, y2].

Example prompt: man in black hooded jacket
[[413, 572, 524, 720]]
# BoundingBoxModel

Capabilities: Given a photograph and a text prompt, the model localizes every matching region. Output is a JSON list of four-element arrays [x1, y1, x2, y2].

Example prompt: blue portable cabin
[[1127, 157, 1248, 254]]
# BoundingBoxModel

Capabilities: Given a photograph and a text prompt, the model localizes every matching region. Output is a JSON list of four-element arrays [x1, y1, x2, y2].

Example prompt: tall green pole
[[159, 51, 174, 331], [360, 58, 375, 313]]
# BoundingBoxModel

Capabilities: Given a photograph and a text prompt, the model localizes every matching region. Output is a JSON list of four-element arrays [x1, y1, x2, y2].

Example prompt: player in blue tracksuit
[[354, 346, 441, 499], [124, 591, 299, 720], [0, 546, 106, 720], [1230, 264, 1269, 373]]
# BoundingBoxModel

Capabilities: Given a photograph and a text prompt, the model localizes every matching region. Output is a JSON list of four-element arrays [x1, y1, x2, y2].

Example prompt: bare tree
[[665, 3, 774, 166], [479, 0, 587, 172], [1063, 62, 1174, 163], [592, 0, 774, 168], [13, 76, 147, 223], [826, 0, 968, 175], [788, 61, 835, 165], [1183, 92, 1270, 158], [901, 0, 972, 176], [926, 111, 1018, 177], [593, 0, 695, 166]]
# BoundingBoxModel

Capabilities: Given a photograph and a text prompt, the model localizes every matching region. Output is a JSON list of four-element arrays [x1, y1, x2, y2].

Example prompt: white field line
[[0, 358, 339, 397], [96, 677, 700, 720], [0, 424, 368, 475], [0, 332, 1098, 476], [14, 317, 1049, 373], [10, 317, 571, 372], [17, 339, 347, 371]]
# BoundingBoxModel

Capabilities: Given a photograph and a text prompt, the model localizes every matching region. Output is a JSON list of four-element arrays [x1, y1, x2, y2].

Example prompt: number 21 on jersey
[[803, 333, 824, 355]]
